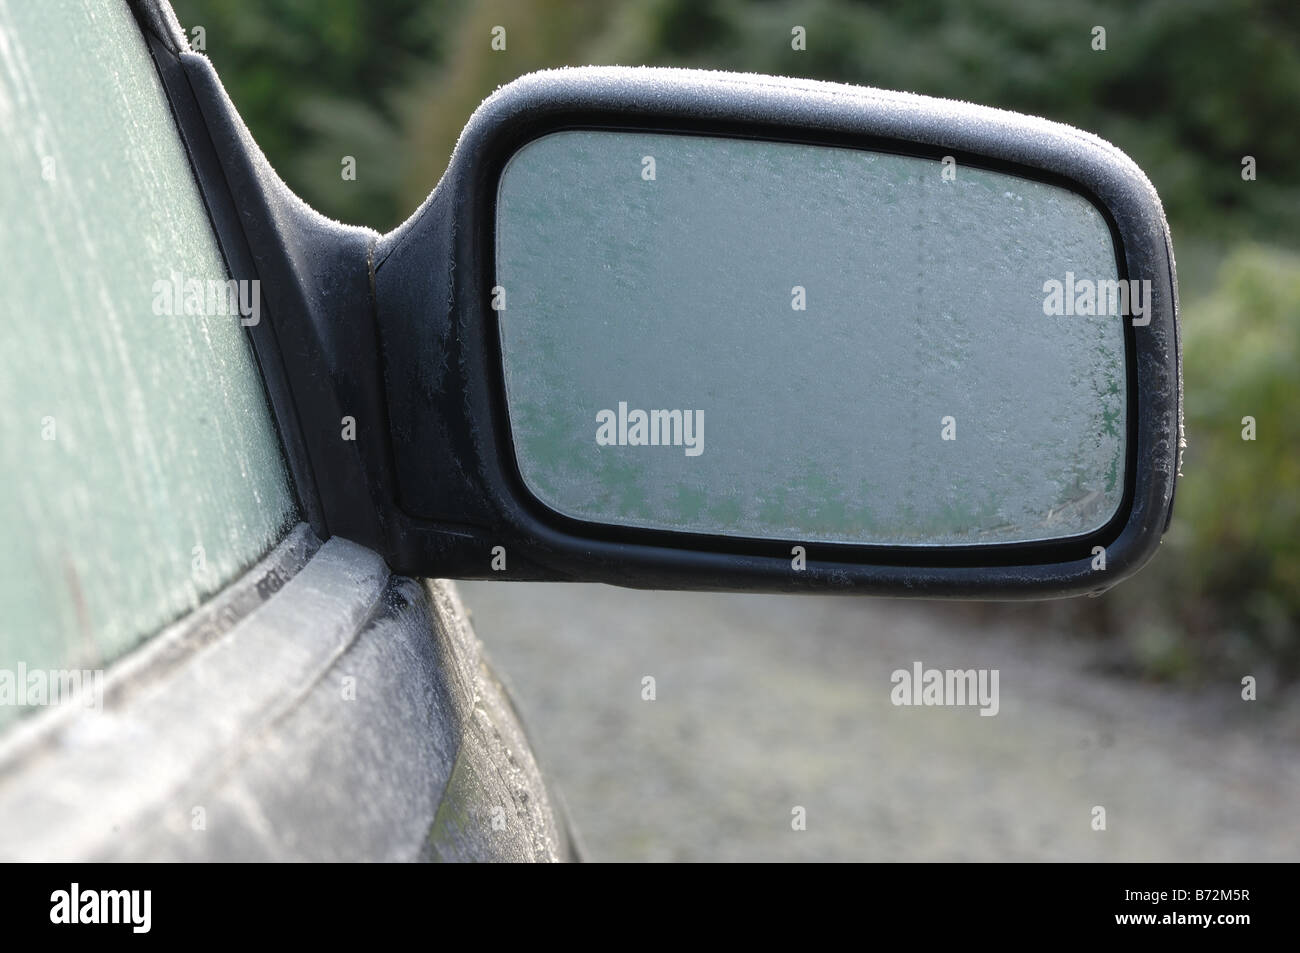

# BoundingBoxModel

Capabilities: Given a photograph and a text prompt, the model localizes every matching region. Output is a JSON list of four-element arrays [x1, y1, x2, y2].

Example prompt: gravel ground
[[457, 581, 1300, 862]]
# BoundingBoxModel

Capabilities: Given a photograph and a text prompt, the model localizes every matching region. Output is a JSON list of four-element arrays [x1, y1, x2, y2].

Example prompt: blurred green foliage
[[170, 0, 1299, 675], [174, 0, 1300, 241], [1068, 245, 1300, 678], [171, 0, 457, 226]]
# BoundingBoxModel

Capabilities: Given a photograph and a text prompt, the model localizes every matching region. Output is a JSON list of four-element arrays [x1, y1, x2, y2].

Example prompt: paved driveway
[[459, 581, 1300, 861]]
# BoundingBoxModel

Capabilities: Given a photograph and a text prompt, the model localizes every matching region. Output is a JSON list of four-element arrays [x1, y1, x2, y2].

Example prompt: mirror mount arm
[[141, 12, 546, 579], [143, 22, 403, 557]]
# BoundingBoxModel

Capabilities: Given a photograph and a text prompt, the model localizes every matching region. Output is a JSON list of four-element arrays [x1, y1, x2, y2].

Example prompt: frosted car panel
[[0, 0, 298, 725]]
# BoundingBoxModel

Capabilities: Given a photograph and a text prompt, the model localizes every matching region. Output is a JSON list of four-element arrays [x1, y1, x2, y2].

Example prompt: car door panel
[[0, 523, 571, 861]]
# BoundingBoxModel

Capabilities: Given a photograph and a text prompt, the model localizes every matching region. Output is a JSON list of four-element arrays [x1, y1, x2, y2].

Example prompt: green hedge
[[1074, 245, 1300, 678]]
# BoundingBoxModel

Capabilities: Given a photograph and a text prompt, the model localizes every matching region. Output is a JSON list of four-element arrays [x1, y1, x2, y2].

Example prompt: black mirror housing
[[370, 68, 1181, 598]]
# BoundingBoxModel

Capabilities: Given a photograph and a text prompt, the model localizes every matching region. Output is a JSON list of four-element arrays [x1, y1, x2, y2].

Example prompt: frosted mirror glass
[[495, 131, 1128, 546]]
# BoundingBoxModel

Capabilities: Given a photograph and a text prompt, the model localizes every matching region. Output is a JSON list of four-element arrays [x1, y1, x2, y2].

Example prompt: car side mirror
[[369, 68, 1180, 598], [154, 46, 1179, 598]]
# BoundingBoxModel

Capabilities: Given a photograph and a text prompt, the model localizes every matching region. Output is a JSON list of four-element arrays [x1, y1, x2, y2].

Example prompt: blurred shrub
[[170, 0, 455, 228], [1076, 245, 1300, 678], [176, 0, 1300, 242], [1174, 247, 1300, 656]]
